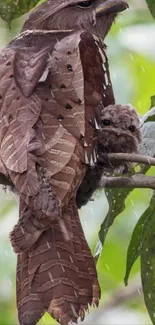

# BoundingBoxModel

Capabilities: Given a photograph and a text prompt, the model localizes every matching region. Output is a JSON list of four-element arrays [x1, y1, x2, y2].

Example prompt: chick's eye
[[102, 119, 110, 126], [129, 125, 135, 133], [76, 1, 93, 8]]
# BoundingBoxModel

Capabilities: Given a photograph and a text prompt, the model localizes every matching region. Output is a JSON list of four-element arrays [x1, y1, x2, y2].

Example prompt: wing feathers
[[0, 29, 111, 325]]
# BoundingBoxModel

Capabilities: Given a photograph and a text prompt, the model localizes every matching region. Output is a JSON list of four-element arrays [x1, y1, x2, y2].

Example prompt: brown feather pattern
[[0, 28, 110, 324], [0, 1, 117, 320]]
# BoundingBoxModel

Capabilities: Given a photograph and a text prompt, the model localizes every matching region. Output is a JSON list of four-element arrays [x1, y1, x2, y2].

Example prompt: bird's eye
[[76, 1, 93, 8], [102, 119, 110, 126], [129, 125, 135, 133]]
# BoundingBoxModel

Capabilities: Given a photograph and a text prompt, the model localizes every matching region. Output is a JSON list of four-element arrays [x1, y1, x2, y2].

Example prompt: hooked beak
[[96, 0, 128, 15]]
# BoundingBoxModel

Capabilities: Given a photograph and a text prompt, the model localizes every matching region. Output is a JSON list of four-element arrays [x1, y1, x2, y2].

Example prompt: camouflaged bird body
[[0, 29, 114, 325], [0, 29, 113, 203]]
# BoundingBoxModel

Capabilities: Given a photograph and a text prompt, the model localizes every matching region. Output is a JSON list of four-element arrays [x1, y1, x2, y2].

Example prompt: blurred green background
[[0, 0, 155, 324]]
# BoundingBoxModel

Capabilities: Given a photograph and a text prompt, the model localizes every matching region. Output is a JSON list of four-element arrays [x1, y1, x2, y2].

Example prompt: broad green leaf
[[99, 188, 131, 246], [145, 0, 155, 18], [95, 188, 131, 260], [141, 192, 155, 325], [0, 0, 40, 23], [124, 194, 154, 286], [123, 116, 155, 285]]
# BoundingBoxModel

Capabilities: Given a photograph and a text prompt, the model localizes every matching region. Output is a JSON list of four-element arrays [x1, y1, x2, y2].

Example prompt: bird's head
[[98, 104, 141, 154], [23, 0, 128, 39]]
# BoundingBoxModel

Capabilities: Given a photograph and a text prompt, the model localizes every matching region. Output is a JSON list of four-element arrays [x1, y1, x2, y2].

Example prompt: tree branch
[[106, 153, 155, 166], [100, 174, 155, 190], [102, 276, 142, 311], [0, 154, 155, 191]]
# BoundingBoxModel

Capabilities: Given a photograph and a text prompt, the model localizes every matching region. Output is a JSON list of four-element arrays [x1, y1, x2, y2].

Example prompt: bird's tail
[[69, 200, 100, 313], [16, 199, 100, 325]]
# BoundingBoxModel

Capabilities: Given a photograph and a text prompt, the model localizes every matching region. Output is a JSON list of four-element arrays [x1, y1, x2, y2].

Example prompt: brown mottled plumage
[[77, 104, 141, 208], [0, 0, 128, 324], [99, 104, 141, 154]]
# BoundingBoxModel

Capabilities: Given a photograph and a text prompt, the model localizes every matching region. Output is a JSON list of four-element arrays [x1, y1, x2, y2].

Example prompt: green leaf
[[0, 0, 40, 23], [151, 96, 155, 108], [95, 188, 131, 260], [124, 200, 152, 286], [141, 192, 155, 324], [142, 106, 155, 123], [145, 0, 155, 18]]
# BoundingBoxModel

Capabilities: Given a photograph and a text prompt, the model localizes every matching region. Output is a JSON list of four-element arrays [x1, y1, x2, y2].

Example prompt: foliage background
[[0, 0, 154, 324]]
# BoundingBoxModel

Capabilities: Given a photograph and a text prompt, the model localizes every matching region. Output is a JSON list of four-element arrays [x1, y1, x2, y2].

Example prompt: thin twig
[[106, 153, 155, 166], [100, 174, 155, 190], [102, 276, 142, 311], [81, 276, 142, 324]]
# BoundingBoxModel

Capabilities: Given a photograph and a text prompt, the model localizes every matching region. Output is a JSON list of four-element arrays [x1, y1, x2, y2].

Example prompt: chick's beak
[[96, 0, 128, 15]]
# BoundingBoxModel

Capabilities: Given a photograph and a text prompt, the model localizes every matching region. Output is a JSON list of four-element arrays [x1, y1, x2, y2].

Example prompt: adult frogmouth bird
[[0, 0, 128, 324]]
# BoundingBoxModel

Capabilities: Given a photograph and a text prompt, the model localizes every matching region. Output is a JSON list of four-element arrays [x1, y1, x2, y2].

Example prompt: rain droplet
[[70, 304, 78, 318], [130, 53, 134, 61], [141, 65, 145, 73], [84, 221, 88, 229], [46, 241, 51, 249], [5, 250, 9, 257], [105, 263, 110, 271], [48, 271, 54, 282]]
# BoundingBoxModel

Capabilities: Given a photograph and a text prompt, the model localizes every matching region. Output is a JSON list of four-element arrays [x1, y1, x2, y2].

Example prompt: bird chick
[[98, 103, 141, 157], [76, 104, 141, 208]]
